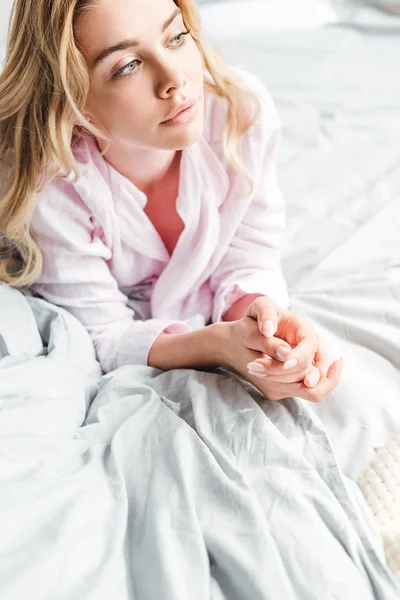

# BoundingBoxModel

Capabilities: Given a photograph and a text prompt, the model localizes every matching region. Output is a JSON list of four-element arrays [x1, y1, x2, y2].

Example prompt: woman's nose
[[156, 65, 185, 98]]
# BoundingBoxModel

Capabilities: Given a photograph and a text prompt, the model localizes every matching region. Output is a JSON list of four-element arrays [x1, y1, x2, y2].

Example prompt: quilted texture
[[358, 433, 400, 583]]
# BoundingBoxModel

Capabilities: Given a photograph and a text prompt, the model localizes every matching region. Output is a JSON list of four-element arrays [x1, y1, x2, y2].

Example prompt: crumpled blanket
[[0, 284, 398, 599]]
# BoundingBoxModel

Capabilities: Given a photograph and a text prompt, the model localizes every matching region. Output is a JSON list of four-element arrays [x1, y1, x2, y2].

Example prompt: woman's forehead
[[75, 0, 181, 58]]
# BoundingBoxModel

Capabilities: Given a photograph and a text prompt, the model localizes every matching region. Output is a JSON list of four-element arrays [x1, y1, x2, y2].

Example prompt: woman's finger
[[303, 365, 321, 388], [280, 315, 319, 370], [249, 335, 293, 363], [281, 357, 344, 403], [244, 295, 281, 338], [248, 352, 310, 376], [243, 317, 293, 360], [304, 358, 343, 402], [248, 367, 315, 384], [247, 354, 314, 383], [245, 357, 344, 403], [312, 343, 329, 379]]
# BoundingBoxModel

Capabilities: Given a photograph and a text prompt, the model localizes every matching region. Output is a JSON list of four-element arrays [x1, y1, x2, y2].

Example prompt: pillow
[[199, 0, 339, 39]]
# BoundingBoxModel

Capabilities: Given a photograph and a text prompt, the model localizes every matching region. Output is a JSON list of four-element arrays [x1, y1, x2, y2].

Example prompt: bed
[[0, 0, 399, 597], [202, 0, 400, 579]]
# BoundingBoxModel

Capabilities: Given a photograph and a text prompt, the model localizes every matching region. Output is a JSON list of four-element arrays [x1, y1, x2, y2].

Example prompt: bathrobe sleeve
[[30, 184, 191, 374], [209, 78, 290, 323]]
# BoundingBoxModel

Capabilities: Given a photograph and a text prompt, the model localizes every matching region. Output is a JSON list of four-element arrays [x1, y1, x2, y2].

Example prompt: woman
[[0, 0, 343, 402]]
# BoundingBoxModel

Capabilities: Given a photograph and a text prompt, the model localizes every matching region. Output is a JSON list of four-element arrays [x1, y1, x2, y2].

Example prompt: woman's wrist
[[147, 321, 231, 371], [222, 293, 265, 322]]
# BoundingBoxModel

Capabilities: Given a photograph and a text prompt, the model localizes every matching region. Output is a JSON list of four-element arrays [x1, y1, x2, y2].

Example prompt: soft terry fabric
[[30, 71, 289, 374], [0, 284, 399, 600]]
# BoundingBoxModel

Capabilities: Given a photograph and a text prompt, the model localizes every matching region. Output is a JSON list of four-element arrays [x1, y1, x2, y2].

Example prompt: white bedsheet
[[199, 0, 339, 38], [212, 8, 400, 480], [1, 286, 399, 599]]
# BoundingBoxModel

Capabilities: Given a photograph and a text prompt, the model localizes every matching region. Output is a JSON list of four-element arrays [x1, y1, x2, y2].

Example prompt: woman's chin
[[158, 118, 204, 150]]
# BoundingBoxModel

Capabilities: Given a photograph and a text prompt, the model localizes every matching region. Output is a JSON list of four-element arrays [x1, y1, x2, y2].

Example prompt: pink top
[[30, 71, 290, 373]]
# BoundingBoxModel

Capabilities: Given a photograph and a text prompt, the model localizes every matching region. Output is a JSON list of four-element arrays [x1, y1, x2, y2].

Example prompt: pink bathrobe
[[30, 71, 290, 373]]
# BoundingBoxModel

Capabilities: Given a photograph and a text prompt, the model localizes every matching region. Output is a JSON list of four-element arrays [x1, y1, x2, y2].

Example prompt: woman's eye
[[112, 59, 140, 79], [169, 30, 190, 47]]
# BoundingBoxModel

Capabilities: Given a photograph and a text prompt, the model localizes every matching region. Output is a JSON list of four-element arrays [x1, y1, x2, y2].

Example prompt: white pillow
[[199, 0, 339, 39]]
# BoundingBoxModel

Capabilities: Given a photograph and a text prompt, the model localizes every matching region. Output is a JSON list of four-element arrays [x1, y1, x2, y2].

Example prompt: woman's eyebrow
[[92, 7, 182, 67]]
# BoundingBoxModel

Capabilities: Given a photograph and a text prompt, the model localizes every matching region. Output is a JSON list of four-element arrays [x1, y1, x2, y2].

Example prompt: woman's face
[[75, 0, 205, 151]]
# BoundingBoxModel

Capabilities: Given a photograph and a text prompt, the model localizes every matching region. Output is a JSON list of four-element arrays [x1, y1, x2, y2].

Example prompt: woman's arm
[[30, 182, 193, 373], [148, 322, 229, 371]]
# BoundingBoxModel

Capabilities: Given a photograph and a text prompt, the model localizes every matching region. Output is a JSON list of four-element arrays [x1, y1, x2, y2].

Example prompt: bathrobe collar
[[69, 131, 231, 317]]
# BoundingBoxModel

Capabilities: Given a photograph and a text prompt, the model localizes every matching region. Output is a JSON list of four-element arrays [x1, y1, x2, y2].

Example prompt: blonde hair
[[0, 0, 260, 289]]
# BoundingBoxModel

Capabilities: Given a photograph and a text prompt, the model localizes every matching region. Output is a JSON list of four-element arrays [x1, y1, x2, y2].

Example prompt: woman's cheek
[[98, 90, 135, 125]]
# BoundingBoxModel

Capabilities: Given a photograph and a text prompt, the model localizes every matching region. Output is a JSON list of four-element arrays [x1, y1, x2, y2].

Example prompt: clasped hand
[[224, 295, 344, 403]]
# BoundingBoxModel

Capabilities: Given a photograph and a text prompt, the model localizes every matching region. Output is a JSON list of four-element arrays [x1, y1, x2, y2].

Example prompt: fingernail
[[276, 346, 291, 361], [340, 356, 345, 370], [262, 320, 275, 337], [247, 362, 267, 373], [305, 374, 319, 387], [248, 370, 268, 378], [283, 358, 298, 370]]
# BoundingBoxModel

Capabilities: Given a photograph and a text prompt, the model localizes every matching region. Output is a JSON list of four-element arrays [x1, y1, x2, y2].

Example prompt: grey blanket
[[0, 285, 398, 599]]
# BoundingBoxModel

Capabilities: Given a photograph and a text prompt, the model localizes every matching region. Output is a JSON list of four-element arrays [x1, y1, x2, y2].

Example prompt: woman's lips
[[160, 101, 198, 127]]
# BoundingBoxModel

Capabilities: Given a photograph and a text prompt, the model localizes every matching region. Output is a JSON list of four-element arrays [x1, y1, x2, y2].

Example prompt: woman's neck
[[97, 138, 179, 197]]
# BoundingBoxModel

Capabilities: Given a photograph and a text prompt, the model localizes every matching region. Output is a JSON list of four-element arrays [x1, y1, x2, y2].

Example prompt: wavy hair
[[0, 0, 260, 288]]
